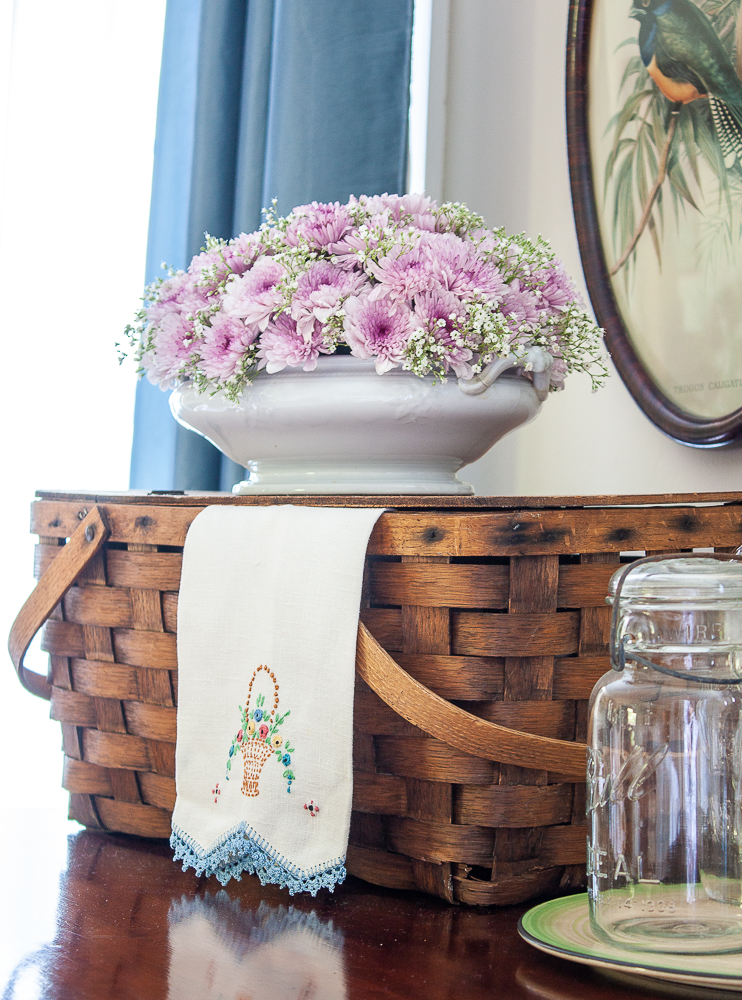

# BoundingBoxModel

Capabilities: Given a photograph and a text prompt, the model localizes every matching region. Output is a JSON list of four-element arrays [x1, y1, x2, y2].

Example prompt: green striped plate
[[518, 894, 742, 991]]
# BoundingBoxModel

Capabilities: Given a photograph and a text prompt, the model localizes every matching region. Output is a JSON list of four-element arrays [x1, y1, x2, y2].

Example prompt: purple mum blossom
[[353, 194, 389, 216], [292, 262, 369, 339], [466, 227, 501, 255], [141, 271, 211, 387], [148, 269, 192, 306], [258, 313, 328, 373], [188, 249, 234, 288], [529, 261, 579, 314], [547, 356, 568, 391], [366, 240, 437, 303], [188, 238, 263, 289], [501, 279, 542, 329], [232, 232, 269, 264], [326, 231, 376, 270], [188, 233, 265, 288], [145, 271, 209, 325], [199, 313, 259, 381], [143, 310, 197, 389], [357, 193, 438, 233], [424, 233, 505, 302], [398, 192, 436, 215], [363, 208, 393, 233], [344, 296, 413, 373], [350, 194, 393, 224], [413, 290, 473, 379], [285, 201, 352, 248], [222, 257, 285, 331], [388, 192, 438, 231]]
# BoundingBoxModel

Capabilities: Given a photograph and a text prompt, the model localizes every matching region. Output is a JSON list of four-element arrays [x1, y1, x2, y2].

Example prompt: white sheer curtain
[[0, 0, 164, 983]]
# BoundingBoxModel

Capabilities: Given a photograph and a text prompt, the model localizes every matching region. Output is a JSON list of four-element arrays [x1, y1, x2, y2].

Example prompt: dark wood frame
[[566, 0, 742, 448]]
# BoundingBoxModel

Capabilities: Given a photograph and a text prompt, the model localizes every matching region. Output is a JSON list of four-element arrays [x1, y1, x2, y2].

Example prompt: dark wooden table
[[1, 807, 732, 1000]]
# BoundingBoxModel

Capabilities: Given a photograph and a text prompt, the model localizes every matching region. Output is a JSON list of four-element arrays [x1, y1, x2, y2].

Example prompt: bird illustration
[[631, 0, 742, 166]]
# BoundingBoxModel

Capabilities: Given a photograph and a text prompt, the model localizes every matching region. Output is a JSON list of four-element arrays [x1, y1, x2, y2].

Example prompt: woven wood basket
[[10, 490, 742, 906]]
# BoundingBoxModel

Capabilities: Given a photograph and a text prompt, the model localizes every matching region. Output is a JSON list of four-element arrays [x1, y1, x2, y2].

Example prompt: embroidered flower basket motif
[[241, 739, 274, 796], [225, 665, 295, 796]]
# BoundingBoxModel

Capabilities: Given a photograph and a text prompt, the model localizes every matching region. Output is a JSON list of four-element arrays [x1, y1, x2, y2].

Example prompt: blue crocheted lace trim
[[170, 822, 347, 896]]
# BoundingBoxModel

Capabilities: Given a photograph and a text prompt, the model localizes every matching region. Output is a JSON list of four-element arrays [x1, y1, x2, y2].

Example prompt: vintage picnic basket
[[10, 490, 742, 906]]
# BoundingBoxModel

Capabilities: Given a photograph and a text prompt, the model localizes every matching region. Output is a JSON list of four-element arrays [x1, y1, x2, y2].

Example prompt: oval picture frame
[[567, 0, 742, 447]]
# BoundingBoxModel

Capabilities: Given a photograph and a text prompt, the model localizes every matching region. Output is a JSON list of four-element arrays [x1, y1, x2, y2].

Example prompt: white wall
[[0, 3, 166, 982], [436, 0, 742, 496], [0, 0, 166, 812]]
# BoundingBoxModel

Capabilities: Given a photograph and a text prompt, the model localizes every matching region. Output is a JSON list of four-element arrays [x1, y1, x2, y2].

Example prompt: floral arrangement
[[125, 194, 606, 400]]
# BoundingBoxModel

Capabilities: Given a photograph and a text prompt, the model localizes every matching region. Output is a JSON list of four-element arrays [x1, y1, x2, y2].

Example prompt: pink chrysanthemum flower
[[501, 279, 542, 329], [188, 249, 235, 289], [366, 240, 436, 303], [344, 296, 413, 374], [258, 313, 328, 373], [147, 270, 191, 306], [232, 232, 268, 264], [353, 194, 389, 216], [222, 257, 285, 331], [146, 271, 209, 325], [285, 201, 352, 248], [548, 356, 568, 391], [424, 233, 505, 302], [292, 262, 369, 339], [188, 243, 252, 290], [467, 227, 501, 255], [199, 313, 259, 381], [529, 261, 579, 314], [141, 270, 212, 388], [143, 310, 197, 389], [326, 230, 379, 271], [188, 237, 263, 289], [357, 193, 437, 233], [386, 192, 438, 231], [413, 290, 473, 379]]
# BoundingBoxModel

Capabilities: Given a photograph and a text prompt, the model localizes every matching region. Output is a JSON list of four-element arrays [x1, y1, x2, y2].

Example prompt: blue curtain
[[130, 0, 414, 492]]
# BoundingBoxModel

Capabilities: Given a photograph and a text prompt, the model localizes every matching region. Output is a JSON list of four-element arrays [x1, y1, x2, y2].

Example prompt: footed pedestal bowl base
[[233, 458, 474, 495]]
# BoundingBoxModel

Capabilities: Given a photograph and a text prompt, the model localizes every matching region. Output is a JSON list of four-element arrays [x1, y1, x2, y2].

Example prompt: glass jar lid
[[608, 556, 742, 605]]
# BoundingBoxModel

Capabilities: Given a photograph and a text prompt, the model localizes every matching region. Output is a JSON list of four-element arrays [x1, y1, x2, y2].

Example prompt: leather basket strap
[[8, 507, 109, 700], [356, 621, 587, 781]]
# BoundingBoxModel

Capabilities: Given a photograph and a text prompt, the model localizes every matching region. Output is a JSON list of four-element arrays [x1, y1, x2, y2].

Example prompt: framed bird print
[[567, 0, 742, 445]]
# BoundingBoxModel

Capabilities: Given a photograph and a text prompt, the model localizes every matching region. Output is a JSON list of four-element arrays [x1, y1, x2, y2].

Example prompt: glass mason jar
[[588, 555, 742, 954]]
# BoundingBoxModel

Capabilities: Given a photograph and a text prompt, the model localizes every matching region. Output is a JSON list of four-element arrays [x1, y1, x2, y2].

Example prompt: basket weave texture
[[23, 491, 742, 905]]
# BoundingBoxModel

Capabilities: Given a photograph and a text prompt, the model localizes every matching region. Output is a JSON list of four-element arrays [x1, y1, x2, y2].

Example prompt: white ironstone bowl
[[170, 354, 548, 495]]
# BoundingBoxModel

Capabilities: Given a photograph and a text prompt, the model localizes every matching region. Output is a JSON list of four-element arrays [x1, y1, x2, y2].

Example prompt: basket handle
[[8, 506, 587, 777], [355, 622, 587, 781], [8, 506, 109, 700]]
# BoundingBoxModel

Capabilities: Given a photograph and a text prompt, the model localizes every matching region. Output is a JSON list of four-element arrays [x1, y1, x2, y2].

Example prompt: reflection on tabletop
[[168, 895, 346, 1000], [517, 962, 742, 1000], [1, 814, 737, 1000]]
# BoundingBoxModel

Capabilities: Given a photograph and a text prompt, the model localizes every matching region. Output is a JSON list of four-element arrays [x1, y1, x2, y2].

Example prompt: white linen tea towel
[[170, 504, 384, 895]]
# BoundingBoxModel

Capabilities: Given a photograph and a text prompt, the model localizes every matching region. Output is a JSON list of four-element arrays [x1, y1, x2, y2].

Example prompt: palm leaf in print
[[604, 0, 742, 279]]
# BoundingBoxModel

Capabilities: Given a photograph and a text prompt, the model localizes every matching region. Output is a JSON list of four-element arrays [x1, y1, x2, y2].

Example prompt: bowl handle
[[458, 346, 553, 402]]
